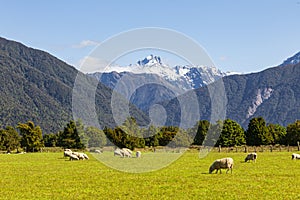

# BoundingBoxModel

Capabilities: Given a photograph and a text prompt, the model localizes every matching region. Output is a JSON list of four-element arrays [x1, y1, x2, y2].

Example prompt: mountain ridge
[[163, 61, 300, 128], [1, 36, 299, 132], [92, 54, 227, 89], [280, 51, 300, 67], [88, 54, 227, 111], [0, 37, 148, 133]]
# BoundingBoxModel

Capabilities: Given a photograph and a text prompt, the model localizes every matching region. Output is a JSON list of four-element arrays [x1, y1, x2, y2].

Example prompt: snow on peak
[[280, 51, 300, 66], [100, 55, 228, 87], [137, 54, 162, 66]]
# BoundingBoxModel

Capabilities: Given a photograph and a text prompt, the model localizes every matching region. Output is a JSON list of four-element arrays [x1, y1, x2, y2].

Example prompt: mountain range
[[89, 54, 228, 91], [89, 55, 229, 111], [164, 55, 300, 128], [90, 51, 300, 128], [0, 36, 299, 133]]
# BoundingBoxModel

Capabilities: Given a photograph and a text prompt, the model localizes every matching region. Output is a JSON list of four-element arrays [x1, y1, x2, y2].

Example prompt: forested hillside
[[0, 37, 147, 133]]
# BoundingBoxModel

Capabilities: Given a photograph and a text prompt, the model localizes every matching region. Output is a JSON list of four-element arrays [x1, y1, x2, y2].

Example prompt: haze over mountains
[[0, 37, 299, 133]]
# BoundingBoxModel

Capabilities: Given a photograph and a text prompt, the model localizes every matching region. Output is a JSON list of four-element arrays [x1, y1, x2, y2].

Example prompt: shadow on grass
[[58, 157, 74, 161]]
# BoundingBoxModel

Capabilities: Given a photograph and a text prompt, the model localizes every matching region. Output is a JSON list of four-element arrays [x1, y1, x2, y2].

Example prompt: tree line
[[0, 120, 107, 153], [103, 117, 300, 149], [0, 117, 300, 153]]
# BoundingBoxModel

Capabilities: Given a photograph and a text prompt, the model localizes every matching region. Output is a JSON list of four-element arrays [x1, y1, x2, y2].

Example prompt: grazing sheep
[[95, 150, 101, 154], [121, 148, 132, 158], [63, 150, 88, 161], [64, 149, 72, 157], [245, 153, 257, 162], [122, 148, 132, 154], [83, 153, 89, 160], [69, 154, 79, 161], [292, 153, 300, 160], [76, 153, 86, 160], [209, 157, 234, 174], [136, 151, 141, 158], [72, 152, 79, 156], [114, 148, 124, 157], [113, 148, 132, 158]]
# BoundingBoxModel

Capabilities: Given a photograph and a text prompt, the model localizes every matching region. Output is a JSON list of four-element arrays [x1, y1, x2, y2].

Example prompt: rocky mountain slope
[[164, 56, 300, 128]]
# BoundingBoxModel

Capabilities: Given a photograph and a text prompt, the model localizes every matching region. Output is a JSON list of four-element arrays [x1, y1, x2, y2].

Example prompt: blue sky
[[1, 0, 300, 73]]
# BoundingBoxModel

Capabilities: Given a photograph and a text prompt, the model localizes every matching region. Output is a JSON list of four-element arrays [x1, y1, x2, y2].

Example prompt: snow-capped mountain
[[95, 54, 228, 90], [137, 55, 162, 66], [89, 55, 229, 112], [100, 55, 182, 81], [174, 65, 227, 88], [280, 51, 300, 66]]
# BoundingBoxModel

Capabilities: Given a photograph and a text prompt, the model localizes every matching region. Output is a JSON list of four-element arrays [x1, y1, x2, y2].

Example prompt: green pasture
[[0, 150, 300, 199]]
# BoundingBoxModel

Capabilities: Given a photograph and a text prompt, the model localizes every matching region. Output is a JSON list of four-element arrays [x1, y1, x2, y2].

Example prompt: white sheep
[[136, 151, 141, 158], [64, 149, 72, 157], [245, 153, 257, 162], [95, 150, 101, 154], [209, 157, 234, 174], [114, 148, 124, 157], [122, 148, 132, 154], [69, 154, 79, 161], [63, 150, 88, 161], [72, 152, 79, 156], [71, 152, 88, 160], [121, 148, 132, 158], [77, 153, 86, 160], [292, 153, 300, 160], [83, 153, 89, 160]]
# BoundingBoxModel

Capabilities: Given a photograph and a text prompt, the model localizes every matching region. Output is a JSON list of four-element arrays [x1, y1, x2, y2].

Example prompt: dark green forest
[[0, 37, 149, 134], [1, 117, 299, 153]]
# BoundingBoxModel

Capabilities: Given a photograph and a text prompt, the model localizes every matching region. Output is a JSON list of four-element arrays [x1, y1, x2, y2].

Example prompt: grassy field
[[0, 150, 300, 199]]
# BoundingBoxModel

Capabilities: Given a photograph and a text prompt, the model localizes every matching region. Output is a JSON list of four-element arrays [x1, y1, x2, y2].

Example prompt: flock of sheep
[[113, 148, 142, 158], [63, 148, 141, 160], [63, 149, 89, 160], [63, 148, 299, 174]]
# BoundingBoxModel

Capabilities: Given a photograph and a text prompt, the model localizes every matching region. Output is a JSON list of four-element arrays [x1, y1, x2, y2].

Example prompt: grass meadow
[[0, 150, 300, 199]]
